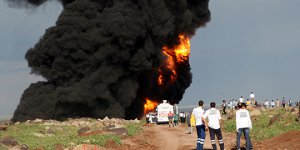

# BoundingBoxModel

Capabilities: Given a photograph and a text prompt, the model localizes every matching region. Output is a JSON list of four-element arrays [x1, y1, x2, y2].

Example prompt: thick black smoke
[[10, 0, 210, 122]]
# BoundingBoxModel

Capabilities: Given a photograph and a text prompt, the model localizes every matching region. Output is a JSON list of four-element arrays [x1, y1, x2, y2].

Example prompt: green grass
[[0, 121, 139, 150], [126, 119, 145, 136], [223, 108, 300, 141]]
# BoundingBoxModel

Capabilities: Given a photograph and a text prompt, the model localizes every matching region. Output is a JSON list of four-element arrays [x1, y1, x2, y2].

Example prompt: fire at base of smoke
[[8, 0, 210, 122]]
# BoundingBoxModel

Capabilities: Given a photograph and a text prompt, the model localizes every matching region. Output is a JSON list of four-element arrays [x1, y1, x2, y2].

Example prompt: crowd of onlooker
[[222, 97, 299, 111]]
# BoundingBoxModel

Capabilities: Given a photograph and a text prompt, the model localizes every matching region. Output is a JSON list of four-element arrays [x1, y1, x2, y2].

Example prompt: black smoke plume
[[9, 0, 210, 122]]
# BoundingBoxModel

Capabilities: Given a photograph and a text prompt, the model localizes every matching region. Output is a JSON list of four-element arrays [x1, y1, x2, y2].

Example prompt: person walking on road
[[174, 113, 179, 126], [204, 102, 225, 150], [168, 111, 174, 127], [186, 112, 193, 134], [236, 102, 253, 150], [179, 112, 185, 123], [192, 100, 208, 150]]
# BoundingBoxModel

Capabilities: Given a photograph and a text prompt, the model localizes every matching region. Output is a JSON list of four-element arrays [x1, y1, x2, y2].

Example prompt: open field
[[0, 107, 299, 149]]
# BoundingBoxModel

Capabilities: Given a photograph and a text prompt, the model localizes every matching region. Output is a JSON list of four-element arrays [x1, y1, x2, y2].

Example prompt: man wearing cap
[[236, 102, 252, 150]]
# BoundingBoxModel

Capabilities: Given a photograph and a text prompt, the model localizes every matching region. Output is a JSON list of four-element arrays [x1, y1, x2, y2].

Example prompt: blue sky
[[0, 0, 62, 116], [1, 0, 300, 116]]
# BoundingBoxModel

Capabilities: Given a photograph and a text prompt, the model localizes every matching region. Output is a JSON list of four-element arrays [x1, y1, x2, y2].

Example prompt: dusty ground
[[256, 131, 300, 150], [111, 123, 300, 150]]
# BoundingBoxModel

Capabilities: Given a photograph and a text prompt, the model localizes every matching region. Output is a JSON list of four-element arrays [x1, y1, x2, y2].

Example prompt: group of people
[[222, 92, 257, 111], [263, 98, 298, 109], [192, 100, 252, 150], [167, 111, 187, 127], [223, 92, 300, 111]]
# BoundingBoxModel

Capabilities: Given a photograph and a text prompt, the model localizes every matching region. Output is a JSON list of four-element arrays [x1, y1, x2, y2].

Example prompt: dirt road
[[119, 123, 299, 150], [143, 123, 214, 150]]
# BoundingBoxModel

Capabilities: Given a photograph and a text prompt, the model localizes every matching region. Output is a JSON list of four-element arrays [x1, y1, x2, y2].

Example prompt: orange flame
[[158, 69, 163, 85], [174, 35, 190, 62], [144, 98, 158, 114], [158, 34, 190, 85]]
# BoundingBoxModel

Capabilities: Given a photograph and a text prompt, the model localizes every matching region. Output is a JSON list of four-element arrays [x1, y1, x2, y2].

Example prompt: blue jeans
[[196, 125, 206, 150], [236, 128, 252, 150]]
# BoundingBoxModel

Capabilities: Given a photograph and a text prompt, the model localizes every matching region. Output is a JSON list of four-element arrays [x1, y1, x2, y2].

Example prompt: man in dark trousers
[[204, 102, 225, 150], [222, 100, 227, 115], [192, 100, 208, 150]]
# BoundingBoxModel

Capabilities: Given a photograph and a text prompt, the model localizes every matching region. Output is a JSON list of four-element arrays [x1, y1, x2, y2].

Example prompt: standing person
[[228, 100, 233, 109], [179, 112, 184, 123], [239, 96, 244, 103], [234, 100, 238, 109], [282, 98, 286, 108], [204, 102, 225, 150], [168, 111, 174, 127], [246, 99, 251, 107], [250, 92, 255, 106], [236, 103, 253, 150], [271, 100, 275, 108], [288, 99, 292, 107], [264, 100, 269, 109], [146, 113, 150, 123], [192, 100, 208, 150], [174, 113, 179, 126], [222, 100, 227, 115], [276, 99, 280, 108], [182, 112, 186, 123], [186, 112, 193, 134]]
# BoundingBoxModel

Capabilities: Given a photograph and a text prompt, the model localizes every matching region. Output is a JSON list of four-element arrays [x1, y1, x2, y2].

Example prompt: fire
[[158, 69, 163, 85], [158, 34, 190, 85], [174, 35, 190, 62], [144, 98, 158, 114]]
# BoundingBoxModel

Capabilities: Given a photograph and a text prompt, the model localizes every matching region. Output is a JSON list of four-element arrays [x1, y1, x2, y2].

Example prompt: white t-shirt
[[236, 109, 252, 130], [271, 101, 275, 106], [250, 94, 255, 99], [264, 101, 269, 106], [192, 107, 205, 126], [179, 112, 184, 117], [204, 108, 222, 129], [239, 97, 244, 102]]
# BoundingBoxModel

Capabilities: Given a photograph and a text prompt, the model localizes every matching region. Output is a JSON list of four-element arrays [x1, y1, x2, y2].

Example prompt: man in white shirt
[[271, 100, 275, 108], [249, 92, 255, 106], [236, 102, 252, 150], [204, 102, 225, 150], [264, 100, 269, 109], [239, 96, 244, 103], [192, 100, 208, 150]]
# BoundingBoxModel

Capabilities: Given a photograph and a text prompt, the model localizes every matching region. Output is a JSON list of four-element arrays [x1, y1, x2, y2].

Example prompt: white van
[[156, 100, 175, 124]]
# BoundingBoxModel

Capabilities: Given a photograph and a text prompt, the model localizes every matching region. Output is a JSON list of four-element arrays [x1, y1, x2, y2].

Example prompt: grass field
[[223, 108, 300, 141], [0, 119, 145, 150]]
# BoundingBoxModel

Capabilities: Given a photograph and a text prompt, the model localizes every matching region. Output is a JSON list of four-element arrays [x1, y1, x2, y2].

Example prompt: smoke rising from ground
[[9, 0, 210, 122]]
